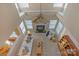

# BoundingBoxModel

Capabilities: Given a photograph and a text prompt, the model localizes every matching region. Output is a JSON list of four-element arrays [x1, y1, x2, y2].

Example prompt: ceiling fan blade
[[33, 15, 40, 22]]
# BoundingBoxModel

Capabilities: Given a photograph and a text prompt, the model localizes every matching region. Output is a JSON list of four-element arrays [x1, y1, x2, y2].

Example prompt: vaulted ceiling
[[19, 3, 64, 21], [0, 3, 65, 45]]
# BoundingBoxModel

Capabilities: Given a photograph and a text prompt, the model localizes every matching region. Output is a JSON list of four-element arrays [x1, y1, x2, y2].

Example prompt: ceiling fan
[[33, 3, 44, 23]]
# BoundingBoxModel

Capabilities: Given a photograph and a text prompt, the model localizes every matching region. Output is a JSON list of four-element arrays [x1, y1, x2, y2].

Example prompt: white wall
[[63, 4, 79, 43], [56, 4, 79, 49], [0, 3, 21, 45]]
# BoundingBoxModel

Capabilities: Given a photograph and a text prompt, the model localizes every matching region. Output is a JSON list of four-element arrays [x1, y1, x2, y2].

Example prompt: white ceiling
[[19, 3, 64, 20]]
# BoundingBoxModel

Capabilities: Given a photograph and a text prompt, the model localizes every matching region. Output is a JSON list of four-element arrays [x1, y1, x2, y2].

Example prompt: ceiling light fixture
[[33, 3, 43, 23]]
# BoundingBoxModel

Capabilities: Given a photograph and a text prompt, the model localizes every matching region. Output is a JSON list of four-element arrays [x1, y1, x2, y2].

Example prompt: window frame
[[53, 3, 64, 8], [19, 21, 26, 34], [56, 21, 64, 35], [25, 20, 33, 29], [49, 20, 58, 30]]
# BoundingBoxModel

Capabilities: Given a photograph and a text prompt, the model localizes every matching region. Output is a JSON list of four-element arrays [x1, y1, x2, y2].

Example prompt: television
[[36, 25, 46, 33]]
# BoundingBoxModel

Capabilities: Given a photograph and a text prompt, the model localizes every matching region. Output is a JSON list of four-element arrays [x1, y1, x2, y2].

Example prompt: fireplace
[[36, 25, 46, 33]]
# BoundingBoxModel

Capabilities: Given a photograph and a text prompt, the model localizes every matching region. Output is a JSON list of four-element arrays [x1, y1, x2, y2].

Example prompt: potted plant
[[51, 32, 56, 42]]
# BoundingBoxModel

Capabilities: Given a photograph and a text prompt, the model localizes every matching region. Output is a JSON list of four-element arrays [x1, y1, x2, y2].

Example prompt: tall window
[[49, 20, 58, 29], [25, 20, 33, 29], [56, 21, 63, 34], [53, 3, 64, 7], [20, 21, 26, 34], [64, 4, 68, 12], [19, 3, 29, 8], [17, 3, 29, 12]]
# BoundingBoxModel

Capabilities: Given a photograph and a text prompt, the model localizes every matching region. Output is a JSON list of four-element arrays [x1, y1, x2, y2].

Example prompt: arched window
[[19, 21, 26, 34]]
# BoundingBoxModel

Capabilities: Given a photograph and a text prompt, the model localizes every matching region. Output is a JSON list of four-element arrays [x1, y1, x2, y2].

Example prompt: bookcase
[[58, 35, 79, 56]]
